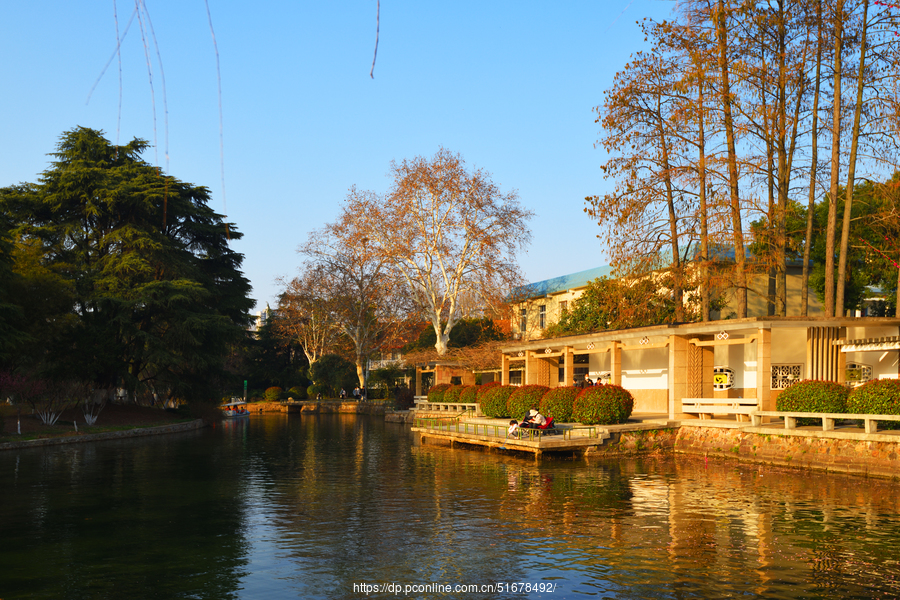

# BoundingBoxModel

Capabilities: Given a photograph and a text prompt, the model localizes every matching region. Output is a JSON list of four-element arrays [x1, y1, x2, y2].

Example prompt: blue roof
[[515, 265, 614, 299]]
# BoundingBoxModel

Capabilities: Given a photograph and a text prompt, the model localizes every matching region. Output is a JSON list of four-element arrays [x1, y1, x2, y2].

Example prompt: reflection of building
[[499, 316, 900, 418]]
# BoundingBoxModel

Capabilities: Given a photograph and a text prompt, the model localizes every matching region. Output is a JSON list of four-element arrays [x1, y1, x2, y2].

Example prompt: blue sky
[[0, 1, 675, 313]]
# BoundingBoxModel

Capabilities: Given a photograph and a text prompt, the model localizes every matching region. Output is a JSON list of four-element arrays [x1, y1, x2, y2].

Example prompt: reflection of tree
[[0, 432, 248, 598]]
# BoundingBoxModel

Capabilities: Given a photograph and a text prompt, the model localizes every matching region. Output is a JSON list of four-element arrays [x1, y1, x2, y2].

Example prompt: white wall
[[844, 325, 900, 380]]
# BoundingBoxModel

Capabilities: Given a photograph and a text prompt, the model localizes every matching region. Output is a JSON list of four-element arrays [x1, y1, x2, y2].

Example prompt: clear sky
[[0, 1, 676, 314]]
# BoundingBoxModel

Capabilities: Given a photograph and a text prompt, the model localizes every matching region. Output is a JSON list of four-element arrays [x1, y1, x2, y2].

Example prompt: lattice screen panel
[[771, 364, 803, 390]]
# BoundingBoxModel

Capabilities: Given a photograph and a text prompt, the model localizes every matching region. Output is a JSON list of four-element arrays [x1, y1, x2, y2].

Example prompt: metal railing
[[413, 418, 600, 441]]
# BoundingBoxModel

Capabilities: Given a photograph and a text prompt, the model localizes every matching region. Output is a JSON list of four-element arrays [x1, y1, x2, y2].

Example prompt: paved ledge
[[678, 419, 752, 430], [741, 425, 900, 444], [0, 419, 206, 451]]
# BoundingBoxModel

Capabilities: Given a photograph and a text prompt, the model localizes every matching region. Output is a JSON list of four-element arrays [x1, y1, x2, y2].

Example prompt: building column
[[415, 367, 423, 396], [687, 337, 715, 399], [501, 354, 510, 386], [669, 335, 690, 420], [756, 327, 772, 411], [525, 351, 538, 385], [609, 341, 622, 386], [564, 346, 574, 387]]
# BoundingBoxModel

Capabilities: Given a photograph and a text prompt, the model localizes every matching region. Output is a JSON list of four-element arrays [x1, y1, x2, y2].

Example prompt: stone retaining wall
[[246, 402, 281, 413], [283, 401, 386, 415], [497, 424, 900, 480], [674, 427, 900, 480], [248, 401, 388, 415], [584, 428, 679, 456]]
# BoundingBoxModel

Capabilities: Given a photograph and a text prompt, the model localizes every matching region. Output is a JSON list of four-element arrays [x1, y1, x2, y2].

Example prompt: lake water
[[2, 413, 900, 599]]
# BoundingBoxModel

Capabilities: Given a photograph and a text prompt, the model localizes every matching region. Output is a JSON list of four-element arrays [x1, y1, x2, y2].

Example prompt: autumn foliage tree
[[274, 266, 342, 367], [299, 211, 416, 389], [592, 0, 900, 320], [340, 148, 532, 356]]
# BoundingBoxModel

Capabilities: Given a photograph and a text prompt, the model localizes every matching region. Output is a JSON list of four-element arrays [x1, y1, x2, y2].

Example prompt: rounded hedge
[[540, 386, 579, 423], [427, 383, 452, 403], [776, 380, 848, 425], [848, 379, 900, 429], [443, 385, 465, 403], [479, 385, 516, 418], [476, 381, 501, 400], [571, 385, 634, 425], [507, 385, 549, 420], [459, 385, 478, 403], [264, 386, 283, 402], [287, 386, 308, 400]]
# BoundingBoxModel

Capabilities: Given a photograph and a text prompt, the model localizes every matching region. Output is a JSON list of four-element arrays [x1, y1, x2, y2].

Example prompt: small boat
[[221, 401, 250, 418]]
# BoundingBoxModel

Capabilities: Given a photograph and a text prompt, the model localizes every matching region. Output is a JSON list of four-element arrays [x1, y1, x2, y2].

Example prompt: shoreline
[[6, 403, 899, 482], [0, 419, 206, 451]]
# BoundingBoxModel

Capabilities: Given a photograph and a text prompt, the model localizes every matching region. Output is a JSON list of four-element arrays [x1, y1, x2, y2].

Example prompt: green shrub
[[427, 384, 452, 403], [476, 381, 501, 400], [571, 385, 634, 425], [776, 380, 848, 426], [479, 385, 516, 418], [443, 385, 465, 403], [540, 386, 579, 423], [307, 384, 329, 399], [459, 385, 477, 403], [848, 379, 900, 429], [507, 385, 549, 420], [287, 386, 308, 400], [264, 386, 283, 402]]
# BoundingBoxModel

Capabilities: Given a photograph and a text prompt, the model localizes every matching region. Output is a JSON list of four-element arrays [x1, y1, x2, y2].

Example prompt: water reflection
[[1, 414, 900, 599]]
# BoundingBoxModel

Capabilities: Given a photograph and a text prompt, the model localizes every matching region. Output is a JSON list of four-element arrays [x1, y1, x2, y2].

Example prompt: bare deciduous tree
[[341, 149, 532, 355], [275, 266, 342, 367], [301, 213, 416, 387]]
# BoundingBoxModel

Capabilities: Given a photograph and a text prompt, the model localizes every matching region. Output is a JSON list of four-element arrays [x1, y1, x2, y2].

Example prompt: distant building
[[511, 266, 614, 341], [510, 257, 833, 341]]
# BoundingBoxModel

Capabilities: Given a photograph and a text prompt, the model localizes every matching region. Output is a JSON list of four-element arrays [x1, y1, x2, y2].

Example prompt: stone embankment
[[573, 425, 900, 480], [674, 426, 900, 479], [252, 400, 388, 415]]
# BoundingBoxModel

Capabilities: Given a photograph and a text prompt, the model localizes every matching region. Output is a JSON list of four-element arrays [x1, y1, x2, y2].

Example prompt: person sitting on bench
[[520, 409, 546, 429]]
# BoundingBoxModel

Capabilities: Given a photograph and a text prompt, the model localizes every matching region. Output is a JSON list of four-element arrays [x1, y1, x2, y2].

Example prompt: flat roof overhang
[[500, 316, 900, 355]]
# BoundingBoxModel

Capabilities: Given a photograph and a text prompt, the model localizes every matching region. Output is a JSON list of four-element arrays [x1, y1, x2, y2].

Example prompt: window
[[713, 367, 734, 391], [573, 354, 589, 364], [560, 300, 568, 312], [539, 305, 546, 329], [509, 370, 523, 385], [450, 376, 462, 385], [846, 362, 873, 387], [771, 364, 803, 390], [519, 308, 527, 333]]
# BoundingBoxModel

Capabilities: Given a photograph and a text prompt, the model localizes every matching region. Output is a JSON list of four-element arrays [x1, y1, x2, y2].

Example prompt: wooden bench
[[681, 398, 758, 421], [751, 410, 900, 434]]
